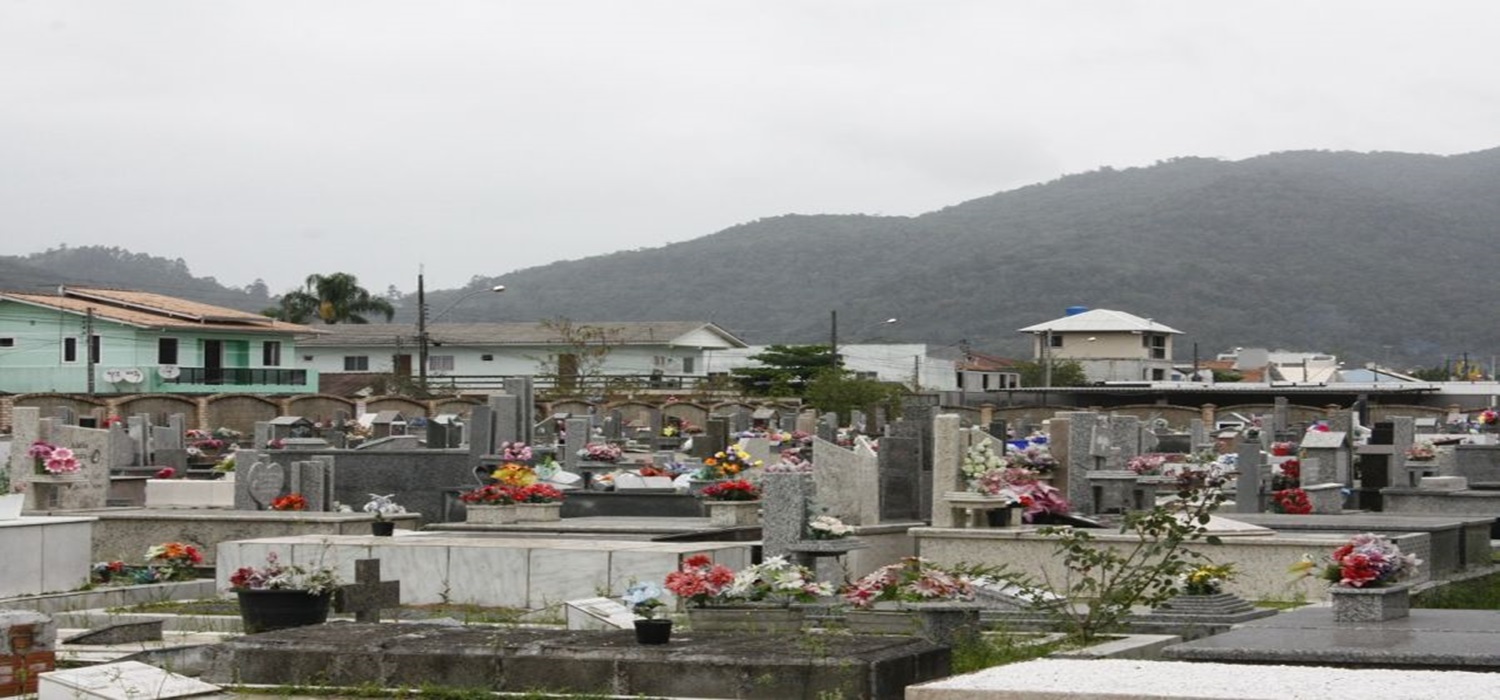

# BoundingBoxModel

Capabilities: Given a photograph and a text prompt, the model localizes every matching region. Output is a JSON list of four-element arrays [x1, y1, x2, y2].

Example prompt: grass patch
[[1413, 572, 1500, 610], [951, 631, 1064, 673]]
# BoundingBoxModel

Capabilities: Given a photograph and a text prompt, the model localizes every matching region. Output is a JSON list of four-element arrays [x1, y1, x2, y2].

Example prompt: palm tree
[[264, 273, 395, 324]]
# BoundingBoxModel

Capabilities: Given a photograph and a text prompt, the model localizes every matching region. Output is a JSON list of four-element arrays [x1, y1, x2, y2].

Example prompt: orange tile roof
[[1, 287, 315, 334]]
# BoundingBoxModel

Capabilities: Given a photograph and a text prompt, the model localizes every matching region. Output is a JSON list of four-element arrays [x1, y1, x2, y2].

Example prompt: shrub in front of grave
[[1034, 468, 1230, 643]]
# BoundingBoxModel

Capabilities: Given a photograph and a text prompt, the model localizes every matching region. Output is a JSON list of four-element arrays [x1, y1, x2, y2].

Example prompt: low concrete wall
[[80, 509, 421, 566], [911, 527, 1431, 603]]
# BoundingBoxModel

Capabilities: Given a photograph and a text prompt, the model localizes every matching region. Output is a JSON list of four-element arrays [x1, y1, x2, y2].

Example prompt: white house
[[1018, 308, 1183, 383], [296, 321, 747, 392], [706, 344, 987, 392]]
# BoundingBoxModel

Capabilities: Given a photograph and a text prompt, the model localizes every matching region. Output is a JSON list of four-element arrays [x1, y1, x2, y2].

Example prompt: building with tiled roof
[[1018, 307, 1184, 384], [0, 286, 319, 394]]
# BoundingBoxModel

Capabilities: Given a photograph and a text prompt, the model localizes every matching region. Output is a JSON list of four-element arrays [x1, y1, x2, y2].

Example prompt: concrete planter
[[688, 606, 802, 634], [515, 502, 562, 522], [1330, 583, 1410, 622], [845, 602, 981, 645], [0, 493, 24, 520], [705, 500, 760, 527], [465, 504, 517, 525]]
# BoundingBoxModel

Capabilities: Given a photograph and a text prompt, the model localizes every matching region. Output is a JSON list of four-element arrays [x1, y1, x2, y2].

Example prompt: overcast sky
[[4, 1, 1499, 296]]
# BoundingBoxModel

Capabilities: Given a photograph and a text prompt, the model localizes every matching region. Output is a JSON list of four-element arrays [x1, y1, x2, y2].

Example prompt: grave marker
[[335, 559, 402, 623]]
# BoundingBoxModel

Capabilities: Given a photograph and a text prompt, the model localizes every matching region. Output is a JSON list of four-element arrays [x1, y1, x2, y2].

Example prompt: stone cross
[[335, 559, 401, 623]]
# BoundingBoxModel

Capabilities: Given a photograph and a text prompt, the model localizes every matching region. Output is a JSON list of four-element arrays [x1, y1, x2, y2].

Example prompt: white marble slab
[[564, 597, 634, 630], [39, 661, 219, 700], [0, 517, 94, 598], [144, 480, 234, 508], [444, 544, 529, 607]]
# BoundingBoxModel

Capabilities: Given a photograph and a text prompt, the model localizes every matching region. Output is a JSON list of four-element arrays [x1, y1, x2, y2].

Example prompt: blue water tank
[[1064, 306, 1089, 316]]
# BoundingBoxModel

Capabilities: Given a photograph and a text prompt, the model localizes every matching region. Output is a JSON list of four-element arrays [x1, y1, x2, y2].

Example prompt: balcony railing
[[165, 368, 311, 386]]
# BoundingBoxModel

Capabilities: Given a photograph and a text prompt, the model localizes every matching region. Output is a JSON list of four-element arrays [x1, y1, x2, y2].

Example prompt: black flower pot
[[371, 521, 396, 536], [634, 619, 673, 645], [235, 589, 332, 634]]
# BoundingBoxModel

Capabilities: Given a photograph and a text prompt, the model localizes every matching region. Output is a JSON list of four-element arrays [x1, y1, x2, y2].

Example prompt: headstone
[[702, 418, 730, 460], [779, 411, 797, 433], [502, 376, 536, 447], [489, 394, 521, 449], [127, 415, 150, 467], [1190, 419, 1209, 451], [1273, 397, 1290, 439], [563, 417, 590, 469], [730, 408, 751, 435], [290, 456, 335, 512], [1390, 416, 1416, 470], [815, 437, 880, 525], [849, 410, 866, 435], [929, 414, 964, 528], [467, 406, 493, 460], [987, 420, 1008, 439], [1061, 412, 1100, 515], [878, 427, 922, 522], [1301, 430, 1351, 485], [253, 421, 273, 451], [238, 457, 287, 510], [335, 559, 402, 623], [1234, 440, 1266, 513], [816, 412, 838, 444], [761, 472, 814, 558], [564, 597, 634, 631]]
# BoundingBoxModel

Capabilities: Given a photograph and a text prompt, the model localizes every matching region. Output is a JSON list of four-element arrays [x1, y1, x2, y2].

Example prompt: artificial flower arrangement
[[960, 440, 1007, 484], [1319, 533, 1422, 588], [962, 443, 1070, 521], [214, 454, 236, 475], [1479, 409, 1500, 427], [29, 440, 81, 475], [1270, 441, 1298, 457], [1406, 441, 1437, 461], [212, 426, 244, 443], [807, 514, 854, 540], [764, 453, 813, 473], [146, 541, 204, 582], [697, 445, 763, 480], [514, 483, 565, 504], [1005, 437, 1058, 474], [1126, 453, 1171, 476], [1159, 453, 1235, 489], [499, 441, 534, 462], [663, 554, 830, 608], [459, 483, 518, 505], [1271, 488, 1312, 515], [185, 429, 228, 453], [699, 479, 761, 502], [841, 557, 990, 609], [623, 581, 667, 619], [490, 462, 538, 488], [579, 443, 623, 463], [1180, 563, 1236, 595], [228, 551, 340, 594], [1271, 458, 1301, 491], [363, 493, 406, 521], [270, 493, 308, 511], [154, 467, 180, 480]]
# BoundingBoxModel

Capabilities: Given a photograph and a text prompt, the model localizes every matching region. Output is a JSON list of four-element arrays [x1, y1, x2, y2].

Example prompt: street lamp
[[417, 275, 505, 394]]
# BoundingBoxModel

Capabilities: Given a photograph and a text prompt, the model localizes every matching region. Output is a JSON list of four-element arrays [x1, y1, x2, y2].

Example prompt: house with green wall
[[0, 286, 319, 395]]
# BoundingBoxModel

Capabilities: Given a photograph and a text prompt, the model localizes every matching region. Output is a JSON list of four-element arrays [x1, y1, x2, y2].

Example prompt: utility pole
[[829, 309, 838, 369], [416, 272, 429, 396], [85, 307, 95, 396]]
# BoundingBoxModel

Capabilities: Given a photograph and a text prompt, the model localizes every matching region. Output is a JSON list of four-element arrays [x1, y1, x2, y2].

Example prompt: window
[[1144, 334, 1167, 360], [428, 355, 454, 371], [262, 341, 282, 367], [158, 338, 178, 364], [63, 337, 77, 363], [0, 338, 13, 348], [481, 354, 494, 361], [1048, 334, 1064, 348], [344, 356, 370, 371], [90, 334, 100, 363], [1151, 368, 1166, 381], [682, 357, 694, 374]]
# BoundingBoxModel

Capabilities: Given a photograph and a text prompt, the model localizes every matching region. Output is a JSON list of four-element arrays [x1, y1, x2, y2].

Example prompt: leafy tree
[[731, 344, 836, 396], [1013, 359, 1090, 387], [802, 368, 904, 424], [1211, 369, 1243, 383], [1409, 366, 1450, 381], [265, 273, 395, 324]]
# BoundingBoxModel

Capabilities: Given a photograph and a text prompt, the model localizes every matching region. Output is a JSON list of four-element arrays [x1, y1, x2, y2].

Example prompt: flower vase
[[633, 619, 673, 645], [688, 606, 803, 634], [235, 589, 333, 634], [0, 493, 23, 520], [705, 499, 761, 527], [1330, 584, 1410, 623], [465, 504, 517, 524], [516, 502, 563, 522]]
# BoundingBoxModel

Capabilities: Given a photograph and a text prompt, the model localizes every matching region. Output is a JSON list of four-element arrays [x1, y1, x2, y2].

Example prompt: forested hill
[[7, 148, 1500, 368], [0, 247, 275, 312]]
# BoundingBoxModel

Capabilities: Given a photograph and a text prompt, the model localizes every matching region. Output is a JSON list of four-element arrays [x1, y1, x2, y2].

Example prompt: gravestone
[[426, 415, 464, 449], [813, 437, 880, 525], [502, 377, 536, 447], [335, 559, 402, 623], [1390, 415, 1415, 470], [127, 415, 150, 467], [849, 410, 866, 435], [1273, 397, 1290, 439], [563, 417, 591, 469], [779, 411, 797, 433], [1301, 430, 1350, 485], [467, 405, 494, 460], [702, 418, 729, 460], [1059, 412, 1101, 515], [877, 425, 923, 522], [1234, 440, 1267, 513], [816, 412, 838, 444], [760, 471, 814, 559], [1190, 419, 1209, 452], [929, 414, 964, 528], [254, 421, 274, 451], [234, 454, 336, 511], [987, 420, 1008, 439], [1357, 421, 1397, 511]]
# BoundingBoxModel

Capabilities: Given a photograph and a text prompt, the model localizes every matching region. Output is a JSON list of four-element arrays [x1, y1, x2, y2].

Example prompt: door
[[203, 339, 224, 384]]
